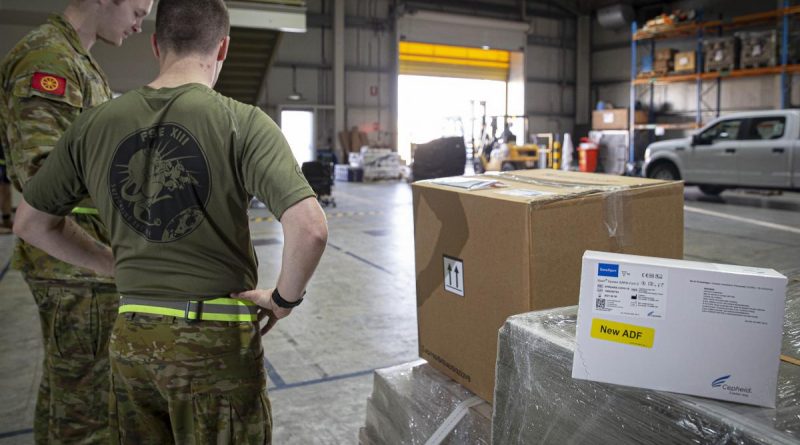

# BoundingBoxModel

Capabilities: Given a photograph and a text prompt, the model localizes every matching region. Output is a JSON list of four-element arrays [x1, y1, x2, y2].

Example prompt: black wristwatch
[[271, 288, 305, 309]]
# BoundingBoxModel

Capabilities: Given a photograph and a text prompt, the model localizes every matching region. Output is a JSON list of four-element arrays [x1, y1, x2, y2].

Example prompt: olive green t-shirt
[[24, 83, 315, 300]]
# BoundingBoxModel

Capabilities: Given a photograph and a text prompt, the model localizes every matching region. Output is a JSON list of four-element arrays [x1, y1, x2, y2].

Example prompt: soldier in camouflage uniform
[[14, 0, 328, 443], [0, 1, 152, 442]]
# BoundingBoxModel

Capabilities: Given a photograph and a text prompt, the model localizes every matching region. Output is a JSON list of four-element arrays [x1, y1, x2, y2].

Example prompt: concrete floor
[[0, 181, 799, 444]]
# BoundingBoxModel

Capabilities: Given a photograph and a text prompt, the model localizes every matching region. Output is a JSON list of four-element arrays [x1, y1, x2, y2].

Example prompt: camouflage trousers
[[27, 279, 119, 445], [108, 313, 272, 444]]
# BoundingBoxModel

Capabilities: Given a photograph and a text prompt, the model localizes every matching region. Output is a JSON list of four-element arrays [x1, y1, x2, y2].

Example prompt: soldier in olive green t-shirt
[[15, 0, 328, 442], [24, 83, 316, 299]]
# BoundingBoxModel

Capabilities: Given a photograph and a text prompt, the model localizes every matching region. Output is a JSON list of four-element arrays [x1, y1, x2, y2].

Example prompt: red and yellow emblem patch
[[31, 72, 66, 96]]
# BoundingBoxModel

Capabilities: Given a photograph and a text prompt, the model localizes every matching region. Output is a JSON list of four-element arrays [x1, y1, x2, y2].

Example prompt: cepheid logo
[[712, 375, 752, 395], [711, 375, 730, 388]]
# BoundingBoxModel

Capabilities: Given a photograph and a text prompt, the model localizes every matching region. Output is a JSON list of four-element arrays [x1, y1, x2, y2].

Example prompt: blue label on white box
[[598, 263, 619, 277]]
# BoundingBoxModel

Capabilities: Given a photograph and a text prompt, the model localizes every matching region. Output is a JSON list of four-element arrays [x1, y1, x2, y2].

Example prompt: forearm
[[14, 199, 114, 276], [276, 198, 328, 300]]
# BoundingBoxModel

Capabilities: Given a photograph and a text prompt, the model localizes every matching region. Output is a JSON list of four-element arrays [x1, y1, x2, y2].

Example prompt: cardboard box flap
[[415, 171, 676, 205]]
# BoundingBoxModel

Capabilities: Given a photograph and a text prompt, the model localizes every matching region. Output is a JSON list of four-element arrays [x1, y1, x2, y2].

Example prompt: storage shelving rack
[[627, 2, 800, 173]]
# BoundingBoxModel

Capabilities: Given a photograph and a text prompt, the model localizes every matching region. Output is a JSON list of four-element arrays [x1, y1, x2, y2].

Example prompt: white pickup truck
[[643, 109, 800, 195]]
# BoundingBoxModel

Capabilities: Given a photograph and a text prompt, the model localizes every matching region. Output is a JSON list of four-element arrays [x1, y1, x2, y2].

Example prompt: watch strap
[[272, 288, 304, 309]]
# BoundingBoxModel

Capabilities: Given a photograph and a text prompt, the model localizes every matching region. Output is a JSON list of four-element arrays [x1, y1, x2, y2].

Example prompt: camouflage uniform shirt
[[0, 14, 114, 283]]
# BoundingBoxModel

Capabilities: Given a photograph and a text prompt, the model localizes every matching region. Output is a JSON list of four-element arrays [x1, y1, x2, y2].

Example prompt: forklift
[[471, 102, 555, 173]]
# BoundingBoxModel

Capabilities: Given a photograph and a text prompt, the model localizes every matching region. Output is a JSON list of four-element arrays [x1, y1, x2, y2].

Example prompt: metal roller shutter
[[398, 41, 510, 81]]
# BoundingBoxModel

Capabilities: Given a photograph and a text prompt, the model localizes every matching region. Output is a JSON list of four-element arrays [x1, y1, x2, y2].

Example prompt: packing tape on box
[[781, 354, 800, 367], [424, 395, 484, 445], [496, 172, 632, 249]]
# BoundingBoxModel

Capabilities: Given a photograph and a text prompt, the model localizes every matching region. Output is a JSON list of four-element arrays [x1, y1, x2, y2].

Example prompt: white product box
[[572, 250, 787, 408]]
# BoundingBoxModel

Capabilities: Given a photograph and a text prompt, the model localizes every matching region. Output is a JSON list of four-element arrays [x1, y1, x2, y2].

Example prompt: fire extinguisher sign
[[443, 255, 464, 296]]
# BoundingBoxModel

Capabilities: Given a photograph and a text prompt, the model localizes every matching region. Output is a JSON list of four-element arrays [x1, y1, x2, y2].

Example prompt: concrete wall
[[591, 0, 799, 131]]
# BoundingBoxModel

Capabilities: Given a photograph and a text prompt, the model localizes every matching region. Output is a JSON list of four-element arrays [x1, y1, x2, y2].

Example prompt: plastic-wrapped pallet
[[360, 360, 491, 445], [350, 147, 401, 180], [492, 275, 800, 444], [737, 30, 778, 68], [703, 36, 740, 72]]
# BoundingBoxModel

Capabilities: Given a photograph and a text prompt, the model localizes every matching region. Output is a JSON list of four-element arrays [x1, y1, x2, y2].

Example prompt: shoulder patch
[[31, 72, 67, 96]]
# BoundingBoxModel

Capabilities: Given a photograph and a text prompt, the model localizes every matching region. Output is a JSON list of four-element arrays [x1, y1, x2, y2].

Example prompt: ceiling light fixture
[[287, 65, 305, 102]]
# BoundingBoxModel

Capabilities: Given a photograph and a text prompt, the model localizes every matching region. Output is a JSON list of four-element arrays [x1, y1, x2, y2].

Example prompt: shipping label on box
[[572, 251, 787, 408], [413, 170, 684, 402]]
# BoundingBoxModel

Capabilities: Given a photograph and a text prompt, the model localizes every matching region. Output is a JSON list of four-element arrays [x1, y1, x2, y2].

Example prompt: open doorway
[[397, 75, 508, 164], [280, 109, 314, 163], [395, 41, 524, 169]]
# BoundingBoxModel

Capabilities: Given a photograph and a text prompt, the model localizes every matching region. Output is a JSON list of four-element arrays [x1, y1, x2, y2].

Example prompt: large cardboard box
[[573, 251, 787, 408], [673, 51, 696, 72], [412, 170, 684, 402], [592, 109, 647, 130], [655, 47, 677, 61], [653, 59, 673, 75]]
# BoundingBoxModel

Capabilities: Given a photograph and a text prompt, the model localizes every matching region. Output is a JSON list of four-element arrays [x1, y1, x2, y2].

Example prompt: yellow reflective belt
[[118, 296, 257, 322], [71, 207, 99, 215]]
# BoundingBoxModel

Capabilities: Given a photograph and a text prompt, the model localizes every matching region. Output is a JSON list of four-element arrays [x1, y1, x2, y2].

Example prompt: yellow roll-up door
[[398, 41, 510, 81]]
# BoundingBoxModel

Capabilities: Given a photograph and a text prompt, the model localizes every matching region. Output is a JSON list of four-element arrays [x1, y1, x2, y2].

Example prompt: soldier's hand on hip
[[232, 288, 292, 336]]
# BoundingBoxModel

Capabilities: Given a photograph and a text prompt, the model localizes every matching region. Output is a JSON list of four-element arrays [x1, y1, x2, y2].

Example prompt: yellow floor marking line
[[249, 210, 384, 224]]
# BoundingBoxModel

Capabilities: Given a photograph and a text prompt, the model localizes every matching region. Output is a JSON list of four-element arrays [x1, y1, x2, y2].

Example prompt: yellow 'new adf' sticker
[[590, 318, 655, 348]]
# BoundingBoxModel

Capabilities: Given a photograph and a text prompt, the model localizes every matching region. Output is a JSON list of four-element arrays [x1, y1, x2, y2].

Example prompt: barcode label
[[596, 298, 606, 309]]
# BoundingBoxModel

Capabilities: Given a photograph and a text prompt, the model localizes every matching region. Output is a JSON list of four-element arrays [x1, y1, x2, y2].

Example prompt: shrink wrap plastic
[[492, 274, 799, 444]]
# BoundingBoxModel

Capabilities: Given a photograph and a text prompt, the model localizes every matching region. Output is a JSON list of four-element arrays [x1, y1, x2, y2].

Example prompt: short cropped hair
[[155, 0, 230, 56]]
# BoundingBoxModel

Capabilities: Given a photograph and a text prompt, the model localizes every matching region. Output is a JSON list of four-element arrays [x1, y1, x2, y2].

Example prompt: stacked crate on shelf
[[629, 6, 800, 168], [673, 51, 696, 73], [654, 48, 676, 75], [738, 30, 778, 68], [703, 36, 740, 72]]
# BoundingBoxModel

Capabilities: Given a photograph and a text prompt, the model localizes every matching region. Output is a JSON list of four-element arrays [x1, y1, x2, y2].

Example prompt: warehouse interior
[[0, 0, 799, 443]]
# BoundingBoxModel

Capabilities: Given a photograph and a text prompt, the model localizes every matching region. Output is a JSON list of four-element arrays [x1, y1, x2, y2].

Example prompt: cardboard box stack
[[654, 48, 676, 74], [492, 268, 797, 443], [338, 126, 369, 154], [412, 170, 684, 402]]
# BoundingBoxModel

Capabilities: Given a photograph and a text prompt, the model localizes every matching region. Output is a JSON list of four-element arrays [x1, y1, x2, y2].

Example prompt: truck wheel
[[501, 162, 516, 171], [647, 163, 679, 181], [474, 159, 485, 174], [699, 185, 725, 196]]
